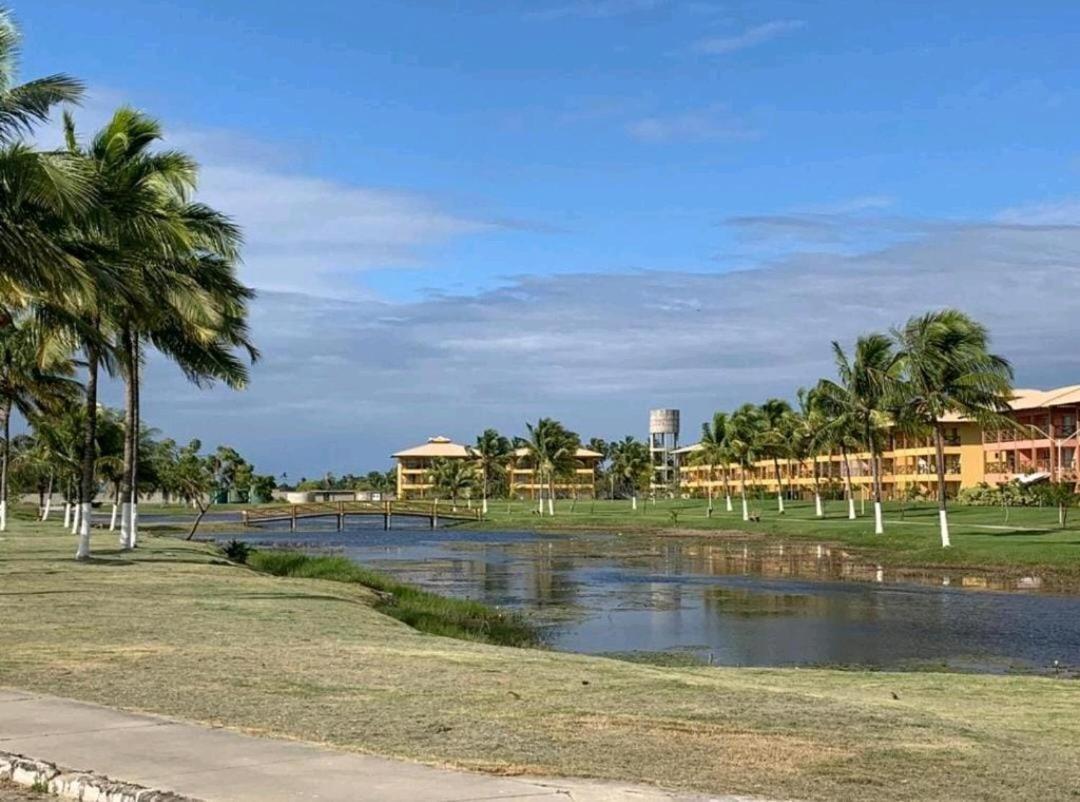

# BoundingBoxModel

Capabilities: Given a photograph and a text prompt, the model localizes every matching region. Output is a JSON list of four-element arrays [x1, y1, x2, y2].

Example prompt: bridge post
[[290, 505, 297, 532], [384, 500, 391, 531]]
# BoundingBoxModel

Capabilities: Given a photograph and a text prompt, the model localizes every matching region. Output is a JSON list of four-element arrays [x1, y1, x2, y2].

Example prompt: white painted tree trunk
[[119, 502, 131, 549], [776, 493, 784, 514], [0, 500, 6, 532], [63, 502, 71, 528], [939, 509, 951, 548], [873, 501, 884, 535], [631, 495, 637, 511], [482, 497, 488, 515], [70, 503, 80, 535], [725, 494, 733, 512], [41, 496, 52, 521], [537, 490, 544, 515], [847, 497, 856, 520], [814, 493, 823, 518], [547, 496, 554, 516], [109, 503, 118, 531], [130, 494, 139, 548], [741, 495, 749, 522], [75, 502, 92, 560]]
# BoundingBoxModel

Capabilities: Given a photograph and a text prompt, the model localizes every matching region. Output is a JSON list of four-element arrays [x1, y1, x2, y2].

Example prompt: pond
[[218, 520, 1080, 674]]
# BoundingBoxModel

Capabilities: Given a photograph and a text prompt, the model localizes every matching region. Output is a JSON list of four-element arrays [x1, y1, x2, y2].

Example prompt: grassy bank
[[248, 550, 538, 647], [1, 524, 1078, 802], [473, 498, 1080, 574]]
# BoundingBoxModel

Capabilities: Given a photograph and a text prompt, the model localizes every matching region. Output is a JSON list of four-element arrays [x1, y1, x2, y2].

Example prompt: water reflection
[[226, 521, 1080, 674]]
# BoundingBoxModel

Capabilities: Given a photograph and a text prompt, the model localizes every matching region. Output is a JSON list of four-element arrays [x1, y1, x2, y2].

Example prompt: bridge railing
[[241, 500, 482, 526]]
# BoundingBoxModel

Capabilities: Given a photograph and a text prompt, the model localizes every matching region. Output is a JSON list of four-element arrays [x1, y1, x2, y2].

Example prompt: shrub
[[248, 550, 540, 648], [222, 539, 252, 564]]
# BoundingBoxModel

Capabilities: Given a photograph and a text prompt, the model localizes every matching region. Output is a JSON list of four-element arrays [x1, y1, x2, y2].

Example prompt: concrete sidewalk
[[0, 690, 744, 802]]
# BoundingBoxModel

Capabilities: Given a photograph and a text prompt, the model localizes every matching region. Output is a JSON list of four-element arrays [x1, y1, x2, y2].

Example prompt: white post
[[939, 509, 951, 548], [874, 501, 884, 535], [119, 502, 131, 549], [109, 503, 118, 531], [75, 502, 92, 560], [814, 493, 823, 518], [63, 502, 71, 528], [847, 497, 856, 520], [41, 495, 52, 521]]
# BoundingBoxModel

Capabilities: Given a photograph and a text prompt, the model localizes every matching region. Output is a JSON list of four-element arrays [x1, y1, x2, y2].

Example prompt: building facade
[[677, 385, 1080, 500], [392, 436, 603, 500]]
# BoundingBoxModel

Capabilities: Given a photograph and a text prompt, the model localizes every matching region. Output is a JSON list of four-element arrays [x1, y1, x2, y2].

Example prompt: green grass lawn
[[1, 519, 1078, 802], [473, 498, 1080, 575]]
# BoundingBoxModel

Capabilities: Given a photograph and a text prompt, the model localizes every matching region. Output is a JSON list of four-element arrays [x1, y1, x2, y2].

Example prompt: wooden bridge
[[241, 500, 482, 530]]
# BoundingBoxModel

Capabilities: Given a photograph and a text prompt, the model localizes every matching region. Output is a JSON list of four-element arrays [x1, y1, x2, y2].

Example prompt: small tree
[[166, 440, 215, 540], [1035, 482, 1078, 528], [429, 458, 477, 507]]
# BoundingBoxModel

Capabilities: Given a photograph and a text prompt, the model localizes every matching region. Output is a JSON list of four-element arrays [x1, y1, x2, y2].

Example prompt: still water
[[224, 520, 1080, 674]]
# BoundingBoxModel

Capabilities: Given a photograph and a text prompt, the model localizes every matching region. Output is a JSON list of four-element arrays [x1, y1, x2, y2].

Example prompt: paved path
[[0, 690, 748, 802]]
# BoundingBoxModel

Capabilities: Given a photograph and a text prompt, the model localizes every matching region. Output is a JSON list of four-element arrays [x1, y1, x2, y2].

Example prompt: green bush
[[248, 550, 539, 648], [957, 481, 1038, 507], [221, 539, 252, 564]]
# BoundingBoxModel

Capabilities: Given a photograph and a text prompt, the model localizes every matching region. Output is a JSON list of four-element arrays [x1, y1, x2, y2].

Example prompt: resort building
[[392, 436, 474, 500], [677, 385, 1080, 500], [392, 436, 604, 500], [506, 446, 604, 500]]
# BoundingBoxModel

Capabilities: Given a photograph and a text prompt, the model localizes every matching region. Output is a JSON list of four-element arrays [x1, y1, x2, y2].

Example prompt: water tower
[[649, 408, 680, 494]]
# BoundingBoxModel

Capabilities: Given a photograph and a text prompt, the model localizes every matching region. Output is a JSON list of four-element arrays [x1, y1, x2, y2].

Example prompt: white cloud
[[693, 19, 806, 55], [626, 105, 758, 142], [129, 208, 1080, 475], [40, 90, 506, 299]]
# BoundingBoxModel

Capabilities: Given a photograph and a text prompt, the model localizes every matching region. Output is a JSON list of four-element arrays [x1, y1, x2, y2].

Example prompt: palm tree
[[0, 317, 78, 529], [521, 418, 580, 515], [608, 436, 650, 510], [792, 386, 829, 517], [697, 412, 732, 515], [726, 404, 766, 522], [818, 334, 901, 535], [0, 10, 92, 306], [759, 398, 794, 514], [62, 108, 253, 551], [473, 428, 510, 514], [892, 309, 1013, 547], [429, 457, 477, 507], [814, 378, 861, 520]]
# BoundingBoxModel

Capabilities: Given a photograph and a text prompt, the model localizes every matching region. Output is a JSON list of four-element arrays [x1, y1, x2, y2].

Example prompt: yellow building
[[506, 447, 604, 499], [677, 421, 985, 501], [392, 437, 604, 500], [678, 386, 1080, 499], [392, 436, 474, 500]]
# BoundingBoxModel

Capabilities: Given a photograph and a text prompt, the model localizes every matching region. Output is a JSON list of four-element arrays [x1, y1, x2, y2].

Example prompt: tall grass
[[248, 550, 540, 648]]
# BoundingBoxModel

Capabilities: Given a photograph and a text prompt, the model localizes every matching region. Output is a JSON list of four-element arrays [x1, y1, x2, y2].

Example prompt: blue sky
[[17, 1, 1080, 477]]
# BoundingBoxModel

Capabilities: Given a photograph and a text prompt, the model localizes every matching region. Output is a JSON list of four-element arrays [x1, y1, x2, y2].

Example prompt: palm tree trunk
[[0, 398, 10, 532], [42, 471, 53, 521], [76, 338, 99, 560], [109, 483, 119, 531], [119, 331, 135, 550], [130, 338, 141, 547], [723, 468, 733, 512], [934, 424, 951, 547], [813, 457, 823, 518], [772, 457, 784, 513], [740, 475, 749, 521], [841, 445, 856, 519], [706, 470, 713, 517], [872, 447, 884, 535]]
